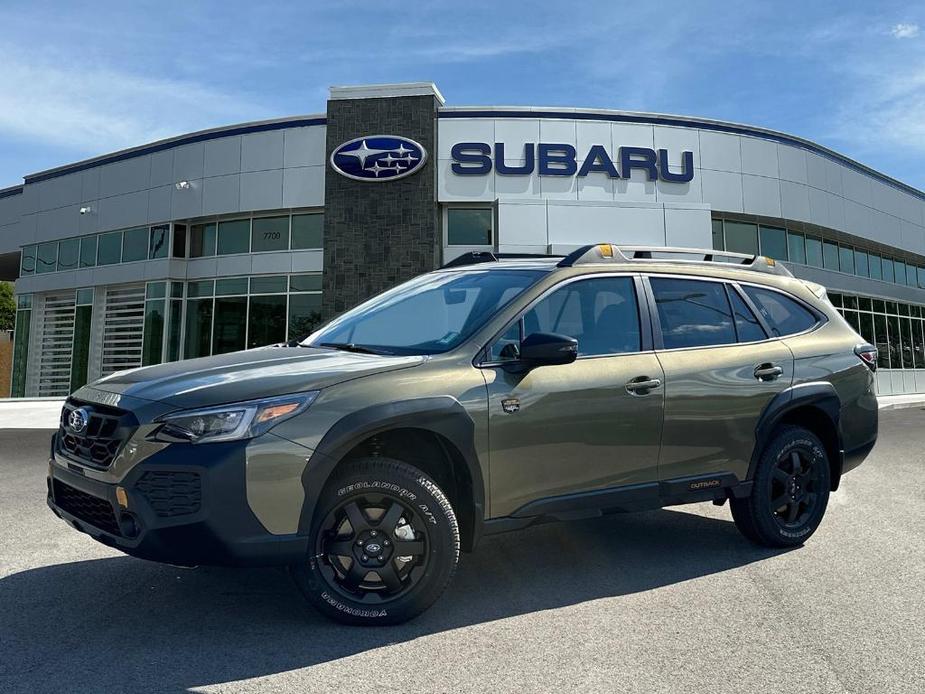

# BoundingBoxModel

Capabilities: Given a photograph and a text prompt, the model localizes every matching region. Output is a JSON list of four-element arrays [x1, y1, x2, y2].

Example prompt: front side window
[[490, 276, 641, 360], [306, 269, 544, 356], [742, 286, 818, 337], [651, 277, 736, 349]]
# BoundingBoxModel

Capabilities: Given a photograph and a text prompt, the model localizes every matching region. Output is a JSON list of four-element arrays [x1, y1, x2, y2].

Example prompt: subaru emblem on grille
[[67, 408, 90, 434]]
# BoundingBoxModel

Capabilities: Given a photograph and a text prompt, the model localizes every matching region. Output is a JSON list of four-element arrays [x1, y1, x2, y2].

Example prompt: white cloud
[[0, 45, 272, 164], [890, 23, 920, 39]]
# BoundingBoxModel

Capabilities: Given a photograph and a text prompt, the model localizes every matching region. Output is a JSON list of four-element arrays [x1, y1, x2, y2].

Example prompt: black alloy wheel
[[316, 494, 429, 601], [292, 456, 459, 625], [730, 425, 831, 548], [769, 448, 823, 528]]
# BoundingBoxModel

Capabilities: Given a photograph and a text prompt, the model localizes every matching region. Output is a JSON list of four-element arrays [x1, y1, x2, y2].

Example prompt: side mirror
[[519, 332, 578, 367]]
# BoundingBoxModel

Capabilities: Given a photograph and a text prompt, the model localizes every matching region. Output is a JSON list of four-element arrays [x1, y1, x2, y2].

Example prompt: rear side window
[[650, 278, 736, 349], [742, 286, 818, 336], [728, 287, 767, 342]]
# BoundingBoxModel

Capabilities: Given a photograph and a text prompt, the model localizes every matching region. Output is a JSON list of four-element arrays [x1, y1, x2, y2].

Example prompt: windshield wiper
[[317, 342, 391, 355]]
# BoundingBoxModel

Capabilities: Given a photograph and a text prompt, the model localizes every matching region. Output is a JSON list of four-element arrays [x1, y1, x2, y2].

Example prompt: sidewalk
[[0, 392, 922, 430]]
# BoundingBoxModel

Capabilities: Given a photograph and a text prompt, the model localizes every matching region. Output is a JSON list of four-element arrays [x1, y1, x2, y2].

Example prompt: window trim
[[475, 271, 652, 367]]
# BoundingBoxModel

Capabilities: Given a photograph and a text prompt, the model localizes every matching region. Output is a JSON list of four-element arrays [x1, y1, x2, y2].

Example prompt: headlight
[[153, 391, 319, 444]]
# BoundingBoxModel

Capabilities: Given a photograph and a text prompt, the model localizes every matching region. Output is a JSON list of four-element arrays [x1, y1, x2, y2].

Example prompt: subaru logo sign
[[67, 407, 90, 434], [330, 135, 427, 182]]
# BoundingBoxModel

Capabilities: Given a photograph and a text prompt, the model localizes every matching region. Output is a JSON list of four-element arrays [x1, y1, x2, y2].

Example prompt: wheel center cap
[[365, 542, 382, 555]]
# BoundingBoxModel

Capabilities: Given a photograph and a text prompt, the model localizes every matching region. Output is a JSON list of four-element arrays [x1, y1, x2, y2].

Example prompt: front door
[[646, 276, 794, 482], [482, 275, 665, 517]]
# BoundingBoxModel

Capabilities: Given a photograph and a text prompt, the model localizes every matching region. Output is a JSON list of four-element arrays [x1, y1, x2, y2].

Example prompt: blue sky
[[1, 1, 923, 188]]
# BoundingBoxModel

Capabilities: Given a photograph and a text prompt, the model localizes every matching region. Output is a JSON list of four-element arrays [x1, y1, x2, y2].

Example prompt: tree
[[0, 282, 14, 332]]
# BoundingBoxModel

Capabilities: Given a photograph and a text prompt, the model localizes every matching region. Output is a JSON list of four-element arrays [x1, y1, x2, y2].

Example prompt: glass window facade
[[711, 218, 925, 290], [36, 242, 57, 274], [217, 219, 250, 255], [149, 224, 170, 259], [251, 216, 289, 252], [190, 223, 216, 257], [57, 238, 79, 271], [292, 213, 323, 249], [831, 291, 925, 372], [97, 232, 122, 265], [447, 208, 493, 246], [121, 227, 149, 262]]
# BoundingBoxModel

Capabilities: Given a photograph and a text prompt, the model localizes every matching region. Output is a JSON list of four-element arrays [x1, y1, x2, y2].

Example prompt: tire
[[731, 425, 831, 548], [291, 456, 460, 625]]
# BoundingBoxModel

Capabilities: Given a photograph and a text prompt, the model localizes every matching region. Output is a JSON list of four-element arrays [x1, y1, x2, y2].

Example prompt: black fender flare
[[297, 396, 486, 550], [748, 382, 844, 488]]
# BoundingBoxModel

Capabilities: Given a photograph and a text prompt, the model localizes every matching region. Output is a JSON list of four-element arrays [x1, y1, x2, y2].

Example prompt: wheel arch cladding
[[750, 382, 844, 491], [298, 396, 485, 552]]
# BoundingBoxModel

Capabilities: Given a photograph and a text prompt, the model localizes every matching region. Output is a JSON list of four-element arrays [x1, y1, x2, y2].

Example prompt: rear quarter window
[[742, 286, 818, 337]]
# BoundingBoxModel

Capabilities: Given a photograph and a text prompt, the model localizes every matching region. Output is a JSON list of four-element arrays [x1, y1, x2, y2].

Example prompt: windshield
[[303, 269, 546, 355]]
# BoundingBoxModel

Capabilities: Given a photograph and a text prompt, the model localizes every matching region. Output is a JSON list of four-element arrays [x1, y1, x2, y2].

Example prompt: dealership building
[[2, 81, 925, 397]]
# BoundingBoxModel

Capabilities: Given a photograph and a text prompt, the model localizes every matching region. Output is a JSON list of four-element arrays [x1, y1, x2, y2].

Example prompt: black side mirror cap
[[519, 332, 578, 367]]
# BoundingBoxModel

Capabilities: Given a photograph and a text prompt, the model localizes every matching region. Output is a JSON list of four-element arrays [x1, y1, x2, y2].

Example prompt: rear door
[[646, 276, 793, 483]]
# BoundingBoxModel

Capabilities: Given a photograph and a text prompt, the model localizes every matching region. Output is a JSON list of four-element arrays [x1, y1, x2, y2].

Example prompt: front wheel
[[731, 425, 831, 548], [291, 456, 460, 625]]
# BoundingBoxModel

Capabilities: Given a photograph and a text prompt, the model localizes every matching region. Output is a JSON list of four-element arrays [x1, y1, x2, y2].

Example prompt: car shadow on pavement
[[0, 507, 791, 692]]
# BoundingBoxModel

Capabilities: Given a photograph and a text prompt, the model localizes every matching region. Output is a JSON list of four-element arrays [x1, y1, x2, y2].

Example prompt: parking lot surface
[[1, 409, 923, 693]]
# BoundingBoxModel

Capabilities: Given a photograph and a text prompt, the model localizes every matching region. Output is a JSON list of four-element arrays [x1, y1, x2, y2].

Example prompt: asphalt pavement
[[0, 410, 923, 693]]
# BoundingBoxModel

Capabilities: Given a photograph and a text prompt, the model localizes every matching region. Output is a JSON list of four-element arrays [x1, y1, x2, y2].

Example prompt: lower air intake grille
[[136, 471, 202, 517], [53, 479, 121, 536]]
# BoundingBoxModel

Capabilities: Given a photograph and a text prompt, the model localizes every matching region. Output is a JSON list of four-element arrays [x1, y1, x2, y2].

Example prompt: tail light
[[854, 344, 877, 372]]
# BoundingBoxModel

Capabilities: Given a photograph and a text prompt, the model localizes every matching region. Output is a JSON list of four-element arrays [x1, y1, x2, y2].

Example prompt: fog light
[[119, 512, 140, 539], [116, 486, 128, 509]]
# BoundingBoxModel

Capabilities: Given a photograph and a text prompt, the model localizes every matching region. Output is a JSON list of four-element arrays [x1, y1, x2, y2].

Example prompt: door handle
[[754, 363, 784, 381], [625, 377, 662, 395]]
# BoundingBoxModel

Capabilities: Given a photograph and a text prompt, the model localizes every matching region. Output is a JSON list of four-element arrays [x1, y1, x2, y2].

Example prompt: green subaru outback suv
[[48, 244, 878, 624]]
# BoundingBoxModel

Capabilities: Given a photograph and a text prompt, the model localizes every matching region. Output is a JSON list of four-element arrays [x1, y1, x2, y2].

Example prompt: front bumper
[[47, 434, 309, 567]]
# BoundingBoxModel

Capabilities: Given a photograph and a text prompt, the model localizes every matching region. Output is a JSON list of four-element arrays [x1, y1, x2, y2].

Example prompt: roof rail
[[440, 251, 561, 269], [557, 243, 793, 277]]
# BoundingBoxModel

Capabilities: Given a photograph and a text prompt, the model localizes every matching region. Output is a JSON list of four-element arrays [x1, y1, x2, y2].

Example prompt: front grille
[[58, 399, 137, 469], [53, 479, 121, 536], [136, 471, 202, 517]]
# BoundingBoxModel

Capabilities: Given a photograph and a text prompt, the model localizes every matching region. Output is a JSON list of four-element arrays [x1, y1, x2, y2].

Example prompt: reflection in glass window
[[711, 219, 724, 251], [874, 314, 889, 368], [787, 233, 805, 264], [895, 260, 908, 286], [823, 241, 839, 270], [149, 225, 169, 259], [839, 246, 855, 275], [36, 242, 57, 273], [289, 274, 323, 292], [447, 208, 492, 246], [292, 213, 323, 249], [724, 222, 759, 255], [855, 250, 869, 278], [907, 264, 918, 287], [57, 239, 79, 271], [743, 286, 818, 337], [184, 298, 213, 359], [190, 223, 216, 257], [651, 278, 736, 349], [729, 288, 766, 342], [122, 227, 148, 262], [80, 237, 97, 268], [869, 253, 882, 280], [213, 297, 248, 354], [20, 245, 36, 275], [520, 277, 641, 356], [288, 293, 323, 341], [805, 237, 823, 267], [759, 226, 787, 260], [248, 295, 287, 348], [252, 216, 289, 252], [882, 258, 895, 283], [217, 219, 250, 255], [97, 232, 122, 265], [250, 275, 288, 294], [142, 300, 165, 366]]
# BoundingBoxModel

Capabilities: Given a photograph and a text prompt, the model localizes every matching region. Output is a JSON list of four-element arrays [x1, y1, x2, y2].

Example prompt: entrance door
[[482, 275, 664, 517]]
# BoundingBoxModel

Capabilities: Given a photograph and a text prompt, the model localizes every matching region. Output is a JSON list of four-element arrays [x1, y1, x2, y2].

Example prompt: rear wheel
[[731, 425, 831, 547], [291, 456, 459, 625]]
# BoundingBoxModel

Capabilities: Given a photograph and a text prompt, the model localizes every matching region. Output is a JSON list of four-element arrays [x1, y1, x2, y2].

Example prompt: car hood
[[81, 347, 424, 410]]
